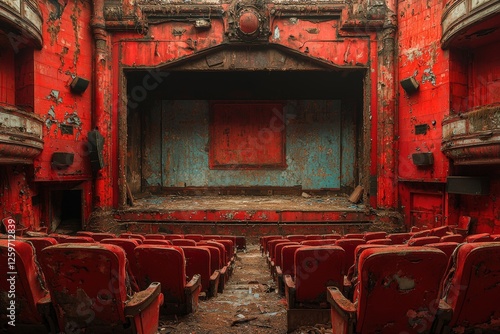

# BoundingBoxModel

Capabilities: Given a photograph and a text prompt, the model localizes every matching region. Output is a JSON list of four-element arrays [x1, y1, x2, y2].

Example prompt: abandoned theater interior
[[0, 0, 500, 333]]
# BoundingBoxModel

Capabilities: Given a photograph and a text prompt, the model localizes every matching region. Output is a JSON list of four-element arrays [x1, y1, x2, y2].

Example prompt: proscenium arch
[[117, 44, 371, 207]]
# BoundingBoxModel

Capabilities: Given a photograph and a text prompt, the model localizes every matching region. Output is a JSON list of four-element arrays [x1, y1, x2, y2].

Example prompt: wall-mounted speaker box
[[70, 76, 89, 94], [447, 176, 490, 195], [400, 77, 419, 94], [412, 152, 434, 166], [51, 152, 74, 169]]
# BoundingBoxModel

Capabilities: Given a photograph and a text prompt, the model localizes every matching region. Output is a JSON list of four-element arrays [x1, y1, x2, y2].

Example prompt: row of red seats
[[262, 231, 500, 332], [0, 232, 241, 333]]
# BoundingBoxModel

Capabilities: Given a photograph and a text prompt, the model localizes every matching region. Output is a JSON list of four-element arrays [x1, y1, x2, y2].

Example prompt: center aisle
[[158, 244, 288, 333]]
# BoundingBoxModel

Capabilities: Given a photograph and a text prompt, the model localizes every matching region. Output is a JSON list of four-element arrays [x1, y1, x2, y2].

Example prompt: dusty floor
[[157, 244, 332, 334]]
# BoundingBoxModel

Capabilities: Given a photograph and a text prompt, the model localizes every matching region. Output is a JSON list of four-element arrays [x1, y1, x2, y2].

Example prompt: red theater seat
[[284, 246, 345, 332], [134, 245, 200, 315], [286, 235, 306, 243], [272, 241, 299, 279], [100, 238, 141, 282], [440, 234, 464, 243], [260, 235, 283, 255], [0, 240, 56, 333], [429, 226, 451, 237], [25, 237, 58, 257], [76, 231, 116, 241], [181, 246, 220, 298], [48, 233, 69, 242], [425, 242, 458, 262], [276, 244, 303, 295], [40, 243, 163, 334], [162, 234, 184, 241], [145, 234, 166, 240], [323, 233, 342, 240], [59, 236, 95, 243], [185, 234, 203, 242], [171, 239, 196, 246], [119, 233, 146, 242], [466, 233, 492, 243], [328, 247, 447, 334], [300, 239, 337, 246], [386, 232, 412, 244], [143, 239, 173, 246], [363, 231, 387, 241], [235, 236, 246, 251], [198, 245, 227, 293], [335, 238, 366, 274], [343, 233, 365, 239], [366, 238, 393, 245], [407, 236, 441, 246], [436, 242, 500, 333]]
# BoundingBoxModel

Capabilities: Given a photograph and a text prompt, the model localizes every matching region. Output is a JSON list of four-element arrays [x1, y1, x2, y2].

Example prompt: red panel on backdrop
[[209, 103, 285, 169]]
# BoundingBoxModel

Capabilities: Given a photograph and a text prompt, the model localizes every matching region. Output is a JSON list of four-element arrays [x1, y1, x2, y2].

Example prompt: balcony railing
[[0, 104, 43, 164]]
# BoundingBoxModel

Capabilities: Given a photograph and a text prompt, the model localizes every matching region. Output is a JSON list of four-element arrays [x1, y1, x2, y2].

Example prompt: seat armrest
[[432, 300, 453, 333], [185, 274, 201, 293], [276, 266, 282, 276], [343, 276, 352, 297], [284, 274, 296, 308], [210, 270, 220, 282], [327, 286, 356, 334], [125, 282, 163, 317]]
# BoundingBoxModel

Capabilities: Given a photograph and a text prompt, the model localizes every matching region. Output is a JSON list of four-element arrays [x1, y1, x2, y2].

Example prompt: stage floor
[[130, 194, 364, 212]]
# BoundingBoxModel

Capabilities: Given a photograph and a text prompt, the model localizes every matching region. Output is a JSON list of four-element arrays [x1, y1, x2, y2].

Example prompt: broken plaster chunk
[[302, 192, 312, 198]]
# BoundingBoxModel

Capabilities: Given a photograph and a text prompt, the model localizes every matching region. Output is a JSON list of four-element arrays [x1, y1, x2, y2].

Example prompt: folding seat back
[[268, 239, 290, 260], [202, 235, 221, 240], [466, 233, 492, 243], [59, 236, 94, 243], [363, 232, 387, 241], [185, 234, 203, 242], [171, 239, 196, 246], [181, 246, 218, 297], [220, 235, 237, 249], [289, 246, 345, 305], [322, 233, 341, 240], [410, 229, 431, 238], [261, 235, 283, 254], [492, 234, 500, 241], [440, 242, 500, 330], [387, 232, 412, 244], [198, 245, 222, 271], [407, 236, 440, 246], [145, 234, 165, 240], [25, 237, 57, 257], [143, 240, 173, 246], [300, 239, 337, 246], [341, 247, 447, 334], [119, 233, 146, 241], [304, 234, 323, 240], [90, 232, 117, 242], [274, 242, 299, 268], [335, 238, 365, 274], [206, 241, 228, 265], [40, 243, 163, 333], [429, 225, 451, 237], [366, 238, 392, 245], [440, 234, 464, 243], [343, 233, 365, 239], [134, 245, 200, 315], [162, 234, 184, 241], [280, 245, 304, 277], [425, 242, 458, 262], [286, 235, 306, 243], [48, 233, 69, 242], [347, 244, 388, 283], [453, 215, 473, 236], [0, 240, 54, 331], [100, 238, 141, 277], [76, 231, 94, 238], [217, 239, 235, 261]]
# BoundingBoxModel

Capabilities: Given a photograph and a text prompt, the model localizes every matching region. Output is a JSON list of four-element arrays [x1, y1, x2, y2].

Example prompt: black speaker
[[88, 130, 104, 172], [400, 77, 419, 94], [51, 152, 74, 169], [70, 76, 90, 94], [412, 152, 434, 166]]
